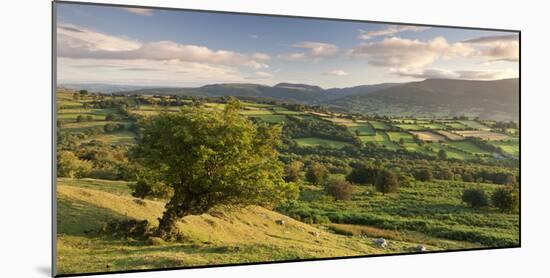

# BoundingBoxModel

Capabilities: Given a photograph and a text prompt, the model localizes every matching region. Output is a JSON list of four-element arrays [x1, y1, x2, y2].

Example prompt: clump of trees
[[325, 178, 355, 201], [345, 163, 379, 185], [461, 187, 519, 212], [462, 188, 489, 208], [132, 99, 298, 240], [57, 150, 92, 178]]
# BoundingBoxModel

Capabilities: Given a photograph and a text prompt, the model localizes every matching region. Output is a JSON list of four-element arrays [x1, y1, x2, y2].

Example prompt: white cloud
[[249, 34, 259, 39], [393, 68, 517, 80], [120, 8, 154, 16], [280, 41, 339, 61], [58, 58, 250, 86], [324, 69, 349, 76], [254, 71, 273, 78], [349, 36, 475, 70], [57, 23, 141, 51], [357, 25, 429, 40], [57, 23, 270, 69], [463, 34, 519, 62]]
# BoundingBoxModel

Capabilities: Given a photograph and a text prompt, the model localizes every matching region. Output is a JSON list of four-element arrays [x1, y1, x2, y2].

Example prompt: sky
[[56, 3, 519, 88]]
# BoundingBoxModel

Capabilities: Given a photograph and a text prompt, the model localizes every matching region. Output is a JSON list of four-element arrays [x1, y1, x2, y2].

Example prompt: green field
[[395, 124, 425, 130], [251, 114, 288, 123], [447, 141, 492, 155], [295, 137, 350, 148], [347, 124, 375, 136], [490, 140, 520, 157], [359, 132, 399, 150], [369, 121, 390, 130]]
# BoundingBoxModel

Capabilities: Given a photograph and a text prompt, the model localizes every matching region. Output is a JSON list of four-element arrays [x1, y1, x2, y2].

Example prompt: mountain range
[[61, 78, 519, 121]]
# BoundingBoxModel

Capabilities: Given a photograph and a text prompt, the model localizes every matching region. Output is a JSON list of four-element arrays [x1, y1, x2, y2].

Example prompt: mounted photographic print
[[53, 1, 520, 276]]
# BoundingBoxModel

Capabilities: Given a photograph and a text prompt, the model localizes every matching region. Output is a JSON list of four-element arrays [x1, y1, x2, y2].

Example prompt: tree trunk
[[155, 210, 179, 240]]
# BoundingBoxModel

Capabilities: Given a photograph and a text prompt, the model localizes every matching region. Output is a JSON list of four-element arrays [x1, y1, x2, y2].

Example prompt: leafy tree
[[346, 163, 379, 185], [284, 160, 304, 182], [375, 170, 399, 195], [438, 149, 448, 160], [305, 162, 329, 185], [415, 168, 433, 182], [491, 187, 519, 212], [132, 99, 298, 240], [76, 115, 85, 123], [325, 178, 355, 201], [57, 151, 92, 178], [462, 188, 489, 208], [79, 89, 89, 95]]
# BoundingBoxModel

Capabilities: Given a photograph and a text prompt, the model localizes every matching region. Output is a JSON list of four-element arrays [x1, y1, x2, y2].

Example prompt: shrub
[[305, 162, 329, 185], [325, 178, 355, 201], [491, 187, 519, 212], [414, 168, 433, 182], [462, 188, 489, 208], [375, 170, 400, 195], [284, 160, 304, 182]]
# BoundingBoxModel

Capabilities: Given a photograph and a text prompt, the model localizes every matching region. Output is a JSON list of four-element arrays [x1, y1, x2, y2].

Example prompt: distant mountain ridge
[[326, 78, 519, 121], [67, 78, 519, 121]]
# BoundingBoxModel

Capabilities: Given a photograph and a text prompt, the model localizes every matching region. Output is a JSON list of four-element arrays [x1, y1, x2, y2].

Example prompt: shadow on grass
[[57, 197, 132, 236]]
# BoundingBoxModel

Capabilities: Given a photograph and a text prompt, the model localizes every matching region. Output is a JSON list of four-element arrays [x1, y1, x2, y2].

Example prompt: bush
[[325, 178, 355, 201], [305, 162, 329, 185], [491, 187, 519, 212], [284, 160, 304, 182], [462, 188, 489, 208], [414, 169, 433, 182], [375, 170, 399, 195]]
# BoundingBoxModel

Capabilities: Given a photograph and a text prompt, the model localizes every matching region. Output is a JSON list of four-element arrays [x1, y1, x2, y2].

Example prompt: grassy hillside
[[57, 178, 438, 275]]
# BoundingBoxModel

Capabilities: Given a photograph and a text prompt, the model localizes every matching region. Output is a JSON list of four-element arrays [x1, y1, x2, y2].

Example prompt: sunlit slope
[[56, 178, 432, 274]]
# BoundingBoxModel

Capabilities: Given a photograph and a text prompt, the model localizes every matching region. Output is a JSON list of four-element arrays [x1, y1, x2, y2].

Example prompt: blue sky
[[56, 3, 519, 88]]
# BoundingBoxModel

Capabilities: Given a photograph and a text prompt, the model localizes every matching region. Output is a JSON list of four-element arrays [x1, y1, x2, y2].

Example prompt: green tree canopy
[[375, 170, 400, 195], [132, 99, 298, 239]]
